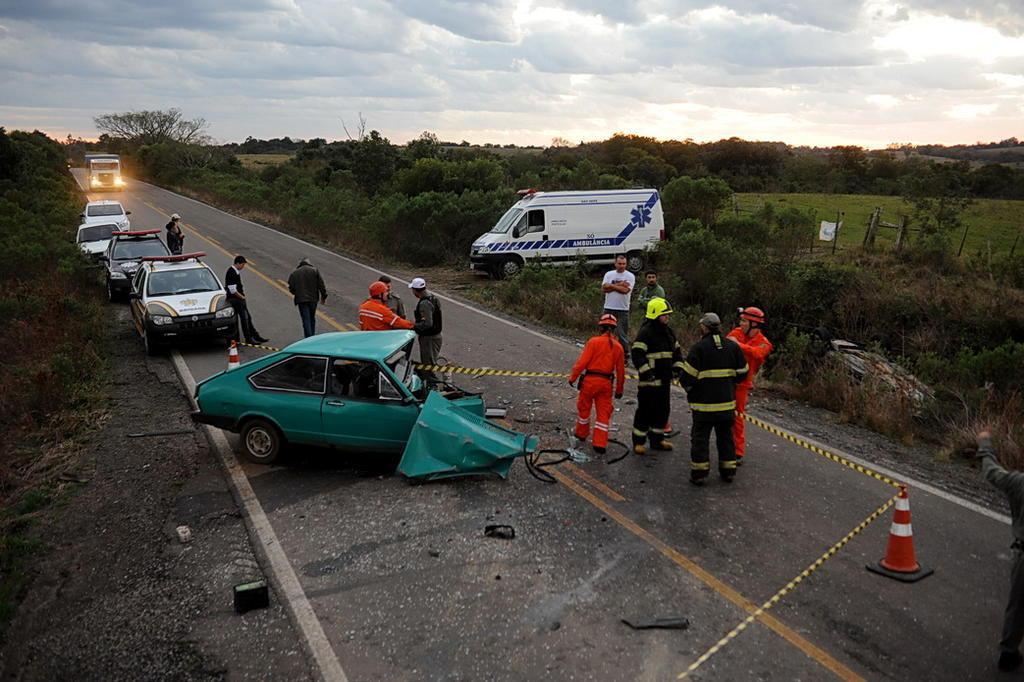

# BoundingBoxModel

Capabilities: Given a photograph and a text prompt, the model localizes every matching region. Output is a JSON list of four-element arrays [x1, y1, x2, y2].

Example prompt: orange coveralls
[[726, 326, 773, 458], [359, 298, 414, 331], [569, 333, 626, 449]]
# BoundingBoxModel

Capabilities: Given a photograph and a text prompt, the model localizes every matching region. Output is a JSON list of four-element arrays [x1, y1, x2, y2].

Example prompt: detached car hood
[[397, 392, 538, 481]]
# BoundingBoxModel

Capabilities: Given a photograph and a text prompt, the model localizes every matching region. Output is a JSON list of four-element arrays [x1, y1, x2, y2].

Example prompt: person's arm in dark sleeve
[[631, 338, 650, 379], [287, 271, 296, 296], [317, 270, 327, 302], [679, 345, 700, 391], [671, 341, 685, 383], [413, 299, 434, 334], [980, 436, 1024, 500]]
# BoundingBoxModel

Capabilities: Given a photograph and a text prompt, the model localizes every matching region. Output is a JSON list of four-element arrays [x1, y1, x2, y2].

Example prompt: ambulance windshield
[[489, 208, 522, 234]]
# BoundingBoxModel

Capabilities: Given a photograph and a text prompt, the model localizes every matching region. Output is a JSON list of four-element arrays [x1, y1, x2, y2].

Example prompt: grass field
[[737, 193, 1024, 256], [237, 153, 293, 169]]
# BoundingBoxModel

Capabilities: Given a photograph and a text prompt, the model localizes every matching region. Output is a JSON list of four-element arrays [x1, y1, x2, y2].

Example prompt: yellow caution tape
[[678, 493, 898, 679], [743, 414, 902, 489], [236, 341, 283, 352]]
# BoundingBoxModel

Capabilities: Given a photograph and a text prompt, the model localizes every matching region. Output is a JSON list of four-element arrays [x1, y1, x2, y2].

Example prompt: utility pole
[[831, 210, 844, 256], [957, 222, 970, 257]]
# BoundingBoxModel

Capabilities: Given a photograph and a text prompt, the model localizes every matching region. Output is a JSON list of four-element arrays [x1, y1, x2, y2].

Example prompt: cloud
[[900, 0, 1024, 35], [387, 0, 519, 42]]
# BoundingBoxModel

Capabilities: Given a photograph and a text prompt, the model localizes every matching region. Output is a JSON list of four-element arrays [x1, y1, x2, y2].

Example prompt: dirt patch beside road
[[0, 307, 310, 681]]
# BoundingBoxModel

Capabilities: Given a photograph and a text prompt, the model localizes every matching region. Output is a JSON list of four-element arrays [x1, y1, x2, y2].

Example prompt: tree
[[661, 175, 733, 230], [94, 109, 209, 145], [901, 163, 973, 237]]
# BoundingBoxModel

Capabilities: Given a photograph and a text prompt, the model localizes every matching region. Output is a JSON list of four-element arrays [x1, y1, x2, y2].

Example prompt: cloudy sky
[[1, 0, 1022, 147]]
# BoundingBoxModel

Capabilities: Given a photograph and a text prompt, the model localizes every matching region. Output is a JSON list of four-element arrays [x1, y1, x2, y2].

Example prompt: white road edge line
[[170, 350, 348, 682], [140, 178, 1009, 526]]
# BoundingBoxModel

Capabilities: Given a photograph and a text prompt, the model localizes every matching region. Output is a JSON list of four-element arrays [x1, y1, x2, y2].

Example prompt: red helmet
[[740, 306, 765, 324], [369, 281, 388, 298], [598, 313, 618, 328]]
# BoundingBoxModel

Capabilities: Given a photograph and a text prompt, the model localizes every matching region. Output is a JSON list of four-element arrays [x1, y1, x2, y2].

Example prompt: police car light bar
[[140, 252, 206, 263], [111, 229, 162, 236]]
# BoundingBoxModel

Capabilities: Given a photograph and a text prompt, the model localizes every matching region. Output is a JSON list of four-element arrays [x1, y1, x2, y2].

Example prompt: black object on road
[[128, 429, 195, 438], [621, 616, 690, 630], [233, 579, 269, 614], [484, 524, 516, 540]]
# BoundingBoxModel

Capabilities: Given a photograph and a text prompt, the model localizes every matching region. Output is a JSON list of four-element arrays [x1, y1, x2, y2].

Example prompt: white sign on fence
[[819, 220, 842, 241]]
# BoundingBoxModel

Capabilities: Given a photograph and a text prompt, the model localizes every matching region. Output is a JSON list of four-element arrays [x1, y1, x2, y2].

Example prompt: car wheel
[[497, 257, 523, 279], [143, 328, 160, 356], [626, 251, 645, 272], [240, 419, 283, 465], [106, 278, 117, 302]]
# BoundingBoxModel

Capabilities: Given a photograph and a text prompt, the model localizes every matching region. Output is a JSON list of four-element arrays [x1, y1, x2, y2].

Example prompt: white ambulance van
[[469, 188, 665, 278]]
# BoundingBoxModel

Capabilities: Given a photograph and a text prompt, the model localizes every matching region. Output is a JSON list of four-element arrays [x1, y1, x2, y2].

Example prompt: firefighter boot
[[652, 440, 674, 451], [689, 471, 706, 487], [634, 444, 647, 456]]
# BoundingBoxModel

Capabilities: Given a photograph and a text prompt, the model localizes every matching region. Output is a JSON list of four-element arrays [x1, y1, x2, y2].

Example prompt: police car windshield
[[148, 268, 220, 296], [113, 239, 168, 261], [489, 208, 522, 234], [87, 204, 124, 217], [77, 224, 117, 243]]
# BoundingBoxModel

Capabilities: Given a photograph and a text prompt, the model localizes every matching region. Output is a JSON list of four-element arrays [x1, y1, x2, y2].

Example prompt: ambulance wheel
[[626, 251, 645, 272], [240, 419, 283, 465], [496, 257, 523, 279]]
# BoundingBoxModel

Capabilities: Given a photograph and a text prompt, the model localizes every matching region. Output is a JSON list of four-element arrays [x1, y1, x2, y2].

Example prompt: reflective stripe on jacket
[[630, 320, 683, 388], [679, 331, 749, 415], [726, 327, 773, 388], [359, 298, 414, 331], [569, 333, 626, 390]]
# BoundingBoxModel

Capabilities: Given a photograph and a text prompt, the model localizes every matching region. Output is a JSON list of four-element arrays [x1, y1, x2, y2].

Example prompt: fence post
[[831, 210, 844, 256], [894, 216, 908, 251], [1011, 229, 1021, 259], [957, 222, 970, 257]]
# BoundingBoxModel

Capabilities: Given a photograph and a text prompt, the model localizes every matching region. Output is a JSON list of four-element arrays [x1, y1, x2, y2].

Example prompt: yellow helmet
[[646, 297, 673, 319]]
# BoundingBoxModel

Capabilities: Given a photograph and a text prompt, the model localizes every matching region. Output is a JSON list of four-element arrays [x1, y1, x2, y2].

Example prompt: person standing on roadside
[[977, 429, 1024, 673], [726, 306, 774, 466], [287, 257, 327, 338], [636, 270, 666, 312], [410, 277, 443, 384], [224, 255, 269, 345], [601, 254, 635, 362], [568, 313, 626, 454], [679, 312, 748, 485], [630, 298, 682, 455], [165, 213, 184, 255], [378, 275, 406, 318]]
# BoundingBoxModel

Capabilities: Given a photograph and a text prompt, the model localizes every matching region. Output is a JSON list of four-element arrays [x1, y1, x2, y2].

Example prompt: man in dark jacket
[[410, 277, 442, 384], [287, 257, 327, 337], [378, 275, 405, 318], [978, 429, 1024, 672], [679, 312, 748, 485], [165, 213, 184, 254], [630, 297, 683, 455], [224, 255, 268, 345]]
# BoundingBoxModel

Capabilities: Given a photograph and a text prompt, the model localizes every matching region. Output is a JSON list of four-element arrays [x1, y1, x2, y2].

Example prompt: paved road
[[80, 172, 1010, 680]]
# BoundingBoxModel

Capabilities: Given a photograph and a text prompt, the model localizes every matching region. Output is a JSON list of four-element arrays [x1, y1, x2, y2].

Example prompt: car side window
[[526, 209, 544, 234], [133, 269, 146, 294], [329, 359, 383, 400], [250, 356, 327, 394]]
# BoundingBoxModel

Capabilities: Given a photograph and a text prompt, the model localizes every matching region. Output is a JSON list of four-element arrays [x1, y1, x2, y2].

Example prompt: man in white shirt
[[601, 254, 635, 362]]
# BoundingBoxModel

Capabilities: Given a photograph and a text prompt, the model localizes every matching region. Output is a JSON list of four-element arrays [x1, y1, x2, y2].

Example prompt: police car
[[100, 229, 169, 301], [128, 252, 237, 355]]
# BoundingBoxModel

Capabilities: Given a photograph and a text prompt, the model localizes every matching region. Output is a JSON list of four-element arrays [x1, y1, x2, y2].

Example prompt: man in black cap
[[225, 255, 269, 345]]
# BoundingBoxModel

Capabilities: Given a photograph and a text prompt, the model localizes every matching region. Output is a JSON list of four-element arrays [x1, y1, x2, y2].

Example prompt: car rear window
[[251, 356, 328, 394], [112, 239, 169, 260], [147, 268, 220, 296], [87, 204, 124, 217], [77, 224, 117, 243]]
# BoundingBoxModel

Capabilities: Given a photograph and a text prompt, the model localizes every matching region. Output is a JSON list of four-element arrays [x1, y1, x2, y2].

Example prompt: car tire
[[143, 328, 161, 356], [496, 256, 523, 279], [239, 419, 283, 465], [106, 278, 117, 302], [626, 251, 645, 273]]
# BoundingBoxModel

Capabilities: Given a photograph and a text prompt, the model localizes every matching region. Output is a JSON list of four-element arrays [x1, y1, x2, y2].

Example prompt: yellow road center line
[[562, 462, 627, 502], [141, 200, 349, 334], [550, 468, 862, 682]]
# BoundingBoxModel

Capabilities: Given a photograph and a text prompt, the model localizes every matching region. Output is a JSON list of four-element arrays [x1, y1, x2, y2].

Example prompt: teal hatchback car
[[192, 330, 537, 479]]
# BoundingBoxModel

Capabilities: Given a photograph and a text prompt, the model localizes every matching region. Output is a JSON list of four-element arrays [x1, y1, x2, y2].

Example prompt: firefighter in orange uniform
[[359, 282, 415, 331], [726, 306, 773, 464], [568, 313, 627, 454]]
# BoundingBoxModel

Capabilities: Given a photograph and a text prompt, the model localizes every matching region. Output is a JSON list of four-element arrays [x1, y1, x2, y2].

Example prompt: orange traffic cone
[[867, 485, 934, 582], [227, 341, 240, 372]]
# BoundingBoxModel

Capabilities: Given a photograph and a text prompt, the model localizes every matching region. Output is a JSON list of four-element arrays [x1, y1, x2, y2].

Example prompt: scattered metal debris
[[621, 616, 690, 630], [233, 579, 269, 614], [830, 340, 935, 407], [485, 407, 508, 419], [175, 525, 192, 544], [484, 524, 516, 540]]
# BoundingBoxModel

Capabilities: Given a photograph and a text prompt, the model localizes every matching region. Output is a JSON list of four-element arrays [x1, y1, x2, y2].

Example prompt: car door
[[247, 355, 329, 445], [321, 358, 419, 452]]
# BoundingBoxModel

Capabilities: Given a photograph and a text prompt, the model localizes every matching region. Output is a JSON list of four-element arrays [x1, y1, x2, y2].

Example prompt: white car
[[76, 222, 119, 260], [128, 252, 237, 355], [80, 200, 131, 230]]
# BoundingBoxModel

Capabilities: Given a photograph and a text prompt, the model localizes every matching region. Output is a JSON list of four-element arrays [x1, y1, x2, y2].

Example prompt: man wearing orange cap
[[568, 313, 626, 454], [726, 306, 773, 465], [359, 281, 414, 331]]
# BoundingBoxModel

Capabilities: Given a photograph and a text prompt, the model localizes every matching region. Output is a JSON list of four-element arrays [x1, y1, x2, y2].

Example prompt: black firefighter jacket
[[679, 331, 749, 420], [631, 320, 684, 388]]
